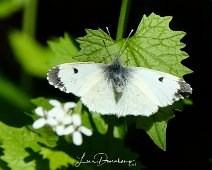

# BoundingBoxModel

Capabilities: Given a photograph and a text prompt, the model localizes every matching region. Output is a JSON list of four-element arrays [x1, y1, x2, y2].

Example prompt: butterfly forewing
[[132, 67, 191, 105], [47, 63, 118, 114], [48, 63, 103, 96]]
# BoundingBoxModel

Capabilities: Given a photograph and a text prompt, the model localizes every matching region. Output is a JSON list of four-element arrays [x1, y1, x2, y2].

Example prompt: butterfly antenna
[[106, 27, 115, 43], [106, 27, 111, 37], [103, 40, 111, 54], [116, 29, 134, 59], [101, 27, 115, 63]]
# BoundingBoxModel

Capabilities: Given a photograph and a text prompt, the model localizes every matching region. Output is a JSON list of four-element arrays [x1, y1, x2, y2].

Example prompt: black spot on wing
[[158, 77, 164, 82], [47, 67, 66, 91], [73, 68, 78, 74]]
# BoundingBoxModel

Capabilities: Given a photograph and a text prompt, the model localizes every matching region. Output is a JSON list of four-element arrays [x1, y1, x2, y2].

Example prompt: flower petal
[[72, 114, 81, 126], [73, 131, 83, 146], [64, 102, 76, 111], [55, 125, 65, 136], [48, 107, 65, 118], [79, 126, 92, 136], [49, 99, 61, 107], [34, 107, 45, 117], [46, 117, 57, 126], [62, 115, 72, 125], [63, 125, 74, 135], [32, 118, 46, 129]]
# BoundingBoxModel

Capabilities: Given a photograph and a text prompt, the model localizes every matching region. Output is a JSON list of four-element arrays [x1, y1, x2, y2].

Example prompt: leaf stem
[[22, 0, 38, 37], [116, 0, 131, 40]]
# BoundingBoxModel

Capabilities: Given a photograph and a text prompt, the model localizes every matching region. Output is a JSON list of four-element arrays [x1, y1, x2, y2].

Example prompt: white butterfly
[[47, 57, 192, 117]]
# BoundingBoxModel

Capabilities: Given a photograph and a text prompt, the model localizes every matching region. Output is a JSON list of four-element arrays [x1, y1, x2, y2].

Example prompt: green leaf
[[113, 123, 127, 139], [183, 98, 193, 105], [74, 100, 93, 131], [128, 13, 192, 77], [91, 112, 108, 134], [75, 13, 192, 77], [136, 107, 174, 150], [104, 116, 127, 139], [75, 28, 116, 63], [47, 33, 79, 67], [0, 122, 58, 170], [0, 0, 25, 19], [39, 148, 77, 170], [9, 31, 53, 77], [74, 13, 192, 150], [31, 97, 53, 110]]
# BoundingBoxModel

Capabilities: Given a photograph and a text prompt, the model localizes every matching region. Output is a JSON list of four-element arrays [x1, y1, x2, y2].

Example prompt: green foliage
[[136, 108, 175, 150], [74, 101, 94, 131], [0, 122, 58, 170], [39, 148, 77, 170], [129, 13, 192, 78], [31, 97, 53, 110], [73, 13, 192, 150], [9, 32, 79, 78], [48, 33, 79, 67], [0, 0, 25, 18], [75, 13, 192, 78], [75, 28, 115, 63], [9, 31, 53, 78], [91, 112, 108, 134], [113, 122, 128, 139]]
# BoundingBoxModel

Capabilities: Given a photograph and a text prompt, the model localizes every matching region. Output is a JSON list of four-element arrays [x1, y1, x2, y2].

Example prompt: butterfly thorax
[[102, 58, 130, 93]]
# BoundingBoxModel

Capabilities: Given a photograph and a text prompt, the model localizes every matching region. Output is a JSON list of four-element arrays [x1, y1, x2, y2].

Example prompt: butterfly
[[47, 56, 192, 117]]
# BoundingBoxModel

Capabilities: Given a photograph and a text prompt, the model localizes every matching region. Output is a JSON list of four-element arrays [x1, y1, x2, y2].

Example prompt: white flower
[[71, 114, 93, 146], [32, 107, 48, 129], [46, 100, 76, 136], [72, 126, 93, 146], [32, 99, 92, 146]]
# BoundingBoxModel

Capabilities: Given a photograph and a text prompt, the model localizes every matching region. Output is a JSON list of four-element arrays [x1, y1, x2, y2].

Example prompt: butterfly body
[[102, 58, 131, 93], [47, 58, 192, 117]]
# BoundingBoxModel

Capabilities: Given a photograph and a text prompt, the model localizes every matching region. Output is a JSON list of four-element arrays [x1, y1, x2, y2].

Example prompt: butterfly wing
[[116, 67, 192, 116], [47, 63, 117, 113], [48, 63, 192, 117]]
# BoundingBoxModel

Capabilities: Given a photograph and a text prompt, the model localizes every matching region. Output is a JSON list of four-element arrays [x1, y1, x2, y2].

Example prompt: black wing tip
[[47, 67, 60, 85], [174, 80, 192, 99], [47, 67, 67, 92]]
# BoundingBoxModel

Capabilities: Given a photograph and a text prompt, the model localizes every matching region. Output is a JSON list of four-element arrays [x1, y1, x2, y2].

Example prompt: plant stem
[[21, 0, 38, 94], [116, 0, 131, 41], [22, 0, 38, 37]]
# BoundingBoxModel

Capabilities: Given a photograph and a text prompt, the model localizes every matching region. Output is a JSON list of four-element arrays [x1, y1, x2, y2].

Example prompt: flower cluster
[[32, 99, 92, 146]]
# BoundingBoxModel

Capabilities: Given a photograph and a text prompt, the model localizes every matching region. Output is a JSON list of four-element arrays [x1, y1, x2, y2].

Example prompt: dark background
[[0, 0, 212, 169]]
